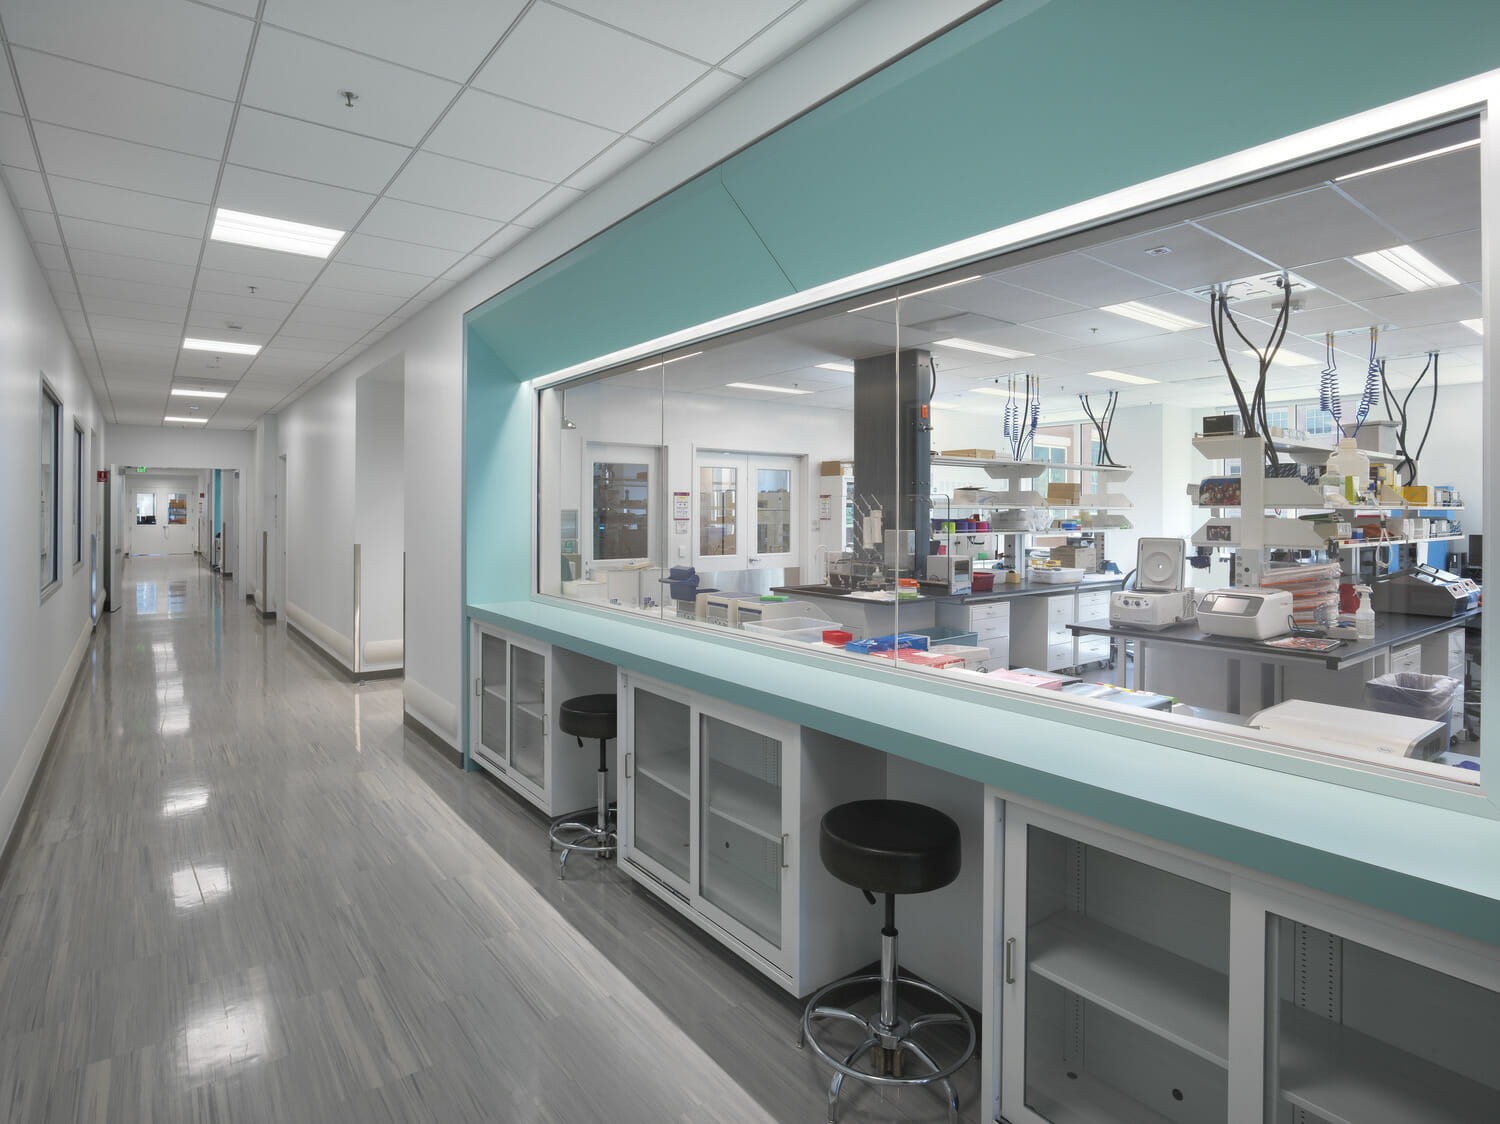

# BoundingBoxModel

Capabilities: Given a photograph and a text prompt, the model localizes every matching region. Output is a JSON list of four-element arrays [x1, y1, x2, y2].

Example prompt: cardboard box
[[820, 459, 849, 478], [941, 448, 996, 459], [1050, 545, 1097, 571], [1047, 481, 1082, 504], [1401, 485, 1434, 506]]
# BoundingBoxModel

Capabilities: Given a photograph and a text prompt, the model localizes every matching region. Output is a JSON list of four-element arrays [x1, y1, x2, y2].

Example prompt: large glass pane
[[40, 385, 59, 588], [478, 632, 507, 763], [167, 492, 187, 525], [756, 468, 791, 554], [509, 645, 545, 786], [1023, 825, 1229, 1122], [631, 688, 691, 882], [700, 465, 738, 557], [136, 493, 156, 524], [1266, 916, 1500, 1122], [700, 714, 781, 947], [593, 461, 649, 559]]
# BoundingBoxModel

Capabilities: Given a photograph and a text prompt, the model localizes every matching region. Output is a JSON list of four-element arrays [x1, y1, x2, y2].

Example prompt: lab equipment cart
[[615, 670, 881, 994], [468, 622, 617, 814], [985, 795, 1500, 1124]]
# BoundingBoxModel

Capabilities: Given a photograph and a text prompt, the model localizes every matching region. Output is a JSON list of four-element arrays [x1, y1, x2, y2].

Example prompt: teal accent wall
[[464, 328, 531, 607]]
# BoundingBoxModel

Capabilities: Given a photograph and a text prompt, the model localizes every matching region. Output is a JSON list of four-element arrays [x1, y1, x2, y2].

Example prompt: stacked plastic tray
[[1260, 561, 1342, 627]]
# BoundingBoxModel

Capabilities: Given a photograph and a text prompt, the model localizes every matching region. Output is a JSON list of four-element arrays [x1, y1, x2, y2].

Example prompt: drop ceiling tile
[[84, 295, 187, 324], [49, 176, 209, 239], [720, 0, 858, 76], [1337, 147, 1480, 245], [54, 289, 83, 311], [216, 164, 373, 231], [387, 151, 548, 222], [194, 267, 308, 304], [1409, 230, 1480, 287], [264, 334, 350, 356], [355, 196, 501, 252], [994, 253, 1170, 308], [68, 248, 197, 288], [332, 231, 461, 275], [926, 278, 1083, 326], [0, 111, 37, 170], [186, 309, 284, 337], [425, 87, 617, 181], [35, 243, 68, 271], [1359, 286, 1481, 329], [564, 135, 653, 191], [561, 0, 793, 63], [227, 107, 410, 194], [283, 305, 382, 333], [12, 49, 233, 158], [474, 224, 529, 258], [1, 0, 253, 99], [19, 207, 60, 244], [1197, 186, 1397, 272], [512, 185, 583, 229], [47, 267, 77, 291], [473, 4, 707, 132], [59, 216, 201, 265], [440, 254, 491, 284], [1, 165, 48, 212], [189, 287, 295, 321], [630, 69, 742, 143], [198, 0, 259, 16], [242, 26, 461, 146], [263, 0, 527, 80], [300, 284, 406, 317], [1086, 224, 1275, 292], [89, 319, 182, 342], [1288, 258, 1402, 304], [200, 240, 325, 283], [318, 260, 430, 298], [0, 50, 19, 115], [32, 124, 220, 205]]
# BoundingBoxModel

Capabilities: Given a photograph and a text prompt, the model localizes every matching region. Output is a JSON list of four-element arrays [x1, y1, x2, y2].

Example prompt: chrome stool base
[[547, 766, 615, 878], [798, 929, 974, 1124]]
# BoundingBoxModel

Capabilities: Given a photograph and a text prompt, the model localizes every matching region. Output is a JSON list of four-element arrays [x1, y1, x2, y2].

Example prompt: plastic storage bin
[[741, 617, 836, 643], [1364, 671, 1459, 732]]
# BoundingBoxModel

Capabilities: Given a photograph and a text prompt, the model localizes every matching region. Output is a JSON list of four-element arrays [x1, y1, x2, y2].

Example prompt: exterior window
[[40, 381, 60, 590]]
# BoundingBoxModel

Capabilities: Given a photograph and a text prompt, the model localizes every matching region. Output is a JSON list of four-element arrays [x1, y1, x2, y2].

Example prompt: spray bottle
[[1353, 584, 1375, 639]]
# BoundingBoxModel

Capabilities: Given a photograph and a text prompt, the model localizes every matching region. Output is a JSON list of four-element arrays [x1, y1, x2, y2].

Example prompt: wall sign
[[818, 494, 833, 521]]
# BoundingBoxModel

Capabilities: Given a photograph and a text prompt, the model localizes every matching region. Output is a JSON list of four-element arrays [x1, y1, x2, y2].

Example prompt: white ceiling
[[632, 121, 1484, 420], [0, 0, 868, 428]]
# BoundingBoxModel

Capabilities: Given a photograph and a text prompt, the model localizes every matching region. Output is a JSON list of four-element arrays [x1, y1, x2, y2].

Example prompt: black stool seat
[[557, 694, 618, 742], [820, 799, 961, 897]]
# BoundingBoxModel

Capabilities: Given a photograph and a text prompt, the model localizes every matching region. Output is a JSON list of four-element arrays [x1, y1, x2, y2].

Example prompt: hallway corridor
[[0, 557, 785, 1122]]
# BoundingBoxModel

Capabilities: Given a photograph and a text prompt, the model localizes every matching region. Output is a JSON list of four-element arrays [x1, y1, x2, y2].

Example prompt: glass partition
[[534, 117, 1487, 796]]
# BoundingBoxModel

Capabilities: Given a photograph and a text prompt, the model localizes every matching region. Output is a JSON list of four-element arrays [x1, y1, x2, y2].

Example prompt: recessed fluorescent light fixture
[[1351, 245, 1458, 291], [183, 337, 260, 356], [164, 416, 208, 424], [815, 361, 855, 373], [1089, 370, 1159, 385], [1100, 301, 1201, 331], [1242, 349, 1318, 367], [847, 275, 981, 314], [210, 207, 343, 258], [725, 382, 811, 395], [635, 351, 702, 371], [1335, 137, 1480, 182], [933, 338, 1034, 359], [170, 387, 228, 399], [1460, 318, 1484, 335]]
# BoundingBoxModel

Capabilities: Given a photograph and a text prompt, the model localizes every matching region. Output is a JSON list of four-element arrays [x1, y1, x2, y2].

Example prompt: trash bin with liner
[[1365, 671, 1460, 744]]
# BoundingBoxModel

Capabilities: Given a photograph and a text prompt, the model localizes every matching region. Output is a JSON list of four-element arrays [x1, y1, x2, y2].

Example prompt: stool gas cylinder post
[[547, 693, 619, 878]]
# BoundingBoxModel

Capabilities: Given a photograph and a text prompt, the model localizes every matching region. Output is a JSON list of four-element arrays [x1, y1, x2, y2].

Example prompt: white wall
[[355, 367, 405, 667], [0, 168, 105, 855], [257, 2, 987, 745], [251, 413, 278, 611]]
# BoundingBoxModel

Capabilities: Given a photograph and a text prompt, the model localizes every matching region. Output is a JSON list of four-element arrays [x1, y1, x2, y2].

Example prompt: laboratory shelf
[[482, 684, 506, 705], [1338, 534, 1463, 549], [636, 754, 690, 800], [1278, 1004, 1500, 1124], [1191, 515, 1330, 550], [513, 699, 546, 723], [705, 761, 780, 840], [1025, 1043, 1175, 1124], [703, 850, 780, 943], [1027, 910, 1229, 1068], [933, 455, 1050, 479], [1191, 434, 1404, 466]]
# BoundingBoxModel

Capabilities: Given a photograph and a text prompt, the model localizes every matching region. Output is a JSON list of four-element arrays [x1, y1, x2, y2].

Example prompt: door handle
[[1004, 937, 1017, 984], [780, 833, 790, 869]]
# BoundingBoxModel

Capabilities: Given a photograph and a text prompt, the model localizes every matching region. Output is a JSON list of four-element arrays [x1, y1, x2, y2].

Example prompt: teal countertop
[[470, 597, 1500, 947]]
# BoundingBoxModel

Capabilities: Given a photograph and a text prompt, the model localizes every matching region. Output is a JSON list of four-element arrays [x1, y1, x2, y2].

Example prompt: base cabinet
[[1010, 589, 1113, 673], [991, 797, 1500, 1124], [467, 621, 615, 814], [617, 670, 881, 995]]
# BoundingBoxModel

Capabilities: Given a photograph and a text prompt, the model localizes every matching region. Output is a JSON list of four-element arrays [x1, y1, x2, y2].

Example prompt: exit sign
[[135, 466, 147, 473]]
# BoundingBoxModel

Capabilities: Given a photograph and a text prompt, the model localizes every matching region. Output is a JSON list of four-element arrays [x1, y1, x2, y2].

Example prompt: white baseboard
[[1, 620, 93, 856], [284, 600, 353, 668], [404, 677, 459, 748]]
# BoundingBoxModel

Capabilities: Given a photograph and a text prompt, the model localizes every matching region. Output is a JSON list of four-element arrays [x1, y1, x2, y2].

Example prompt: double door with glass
[[996, 800, 1500, 1123], [694, 451, 799, 572], [619, 672, 798, 981]]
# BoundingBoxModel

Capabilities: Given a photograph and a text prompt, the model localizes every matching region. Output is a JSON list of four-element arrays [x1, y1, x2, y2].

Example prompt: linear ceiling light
[[725, 382, 811, 395], [1351, 245, 1458, 291], [1089, 370, 1159, 385], [635, 350, 702, 371], [847, 275, 980, 314], [1460, 318, 1484, 335], [815, 361, 855, 373], [183, 337, 261, 356], [1100, 301, 1201, 331], [210, 208, 344, 258], [1334, 137, 1480, 182], [933, 337, 1034, 359], [170, 387, 228, 399], [164, 416, 208, 424]]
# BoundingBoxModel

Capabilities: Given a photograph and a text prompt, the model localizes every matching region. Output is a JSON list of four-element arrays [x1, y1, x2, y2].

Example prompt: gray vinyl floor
[[0, 555, 980, 1123]]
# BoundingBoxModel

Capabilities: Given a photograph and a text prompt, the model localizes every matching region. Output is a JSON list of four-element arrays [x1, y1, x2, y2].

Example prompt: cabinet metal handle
[[1004, 937, 1017, 984], [474, 677, 482, 697], [780, 833, 790, 869], [624, 752, 632, 778]]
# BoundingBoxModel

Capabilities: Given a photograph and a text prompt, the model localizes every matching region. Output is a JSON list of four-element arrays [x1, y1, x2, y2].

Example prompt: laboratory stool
[[547, 693, 618, 878], [799, 799, 974, 1124]]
